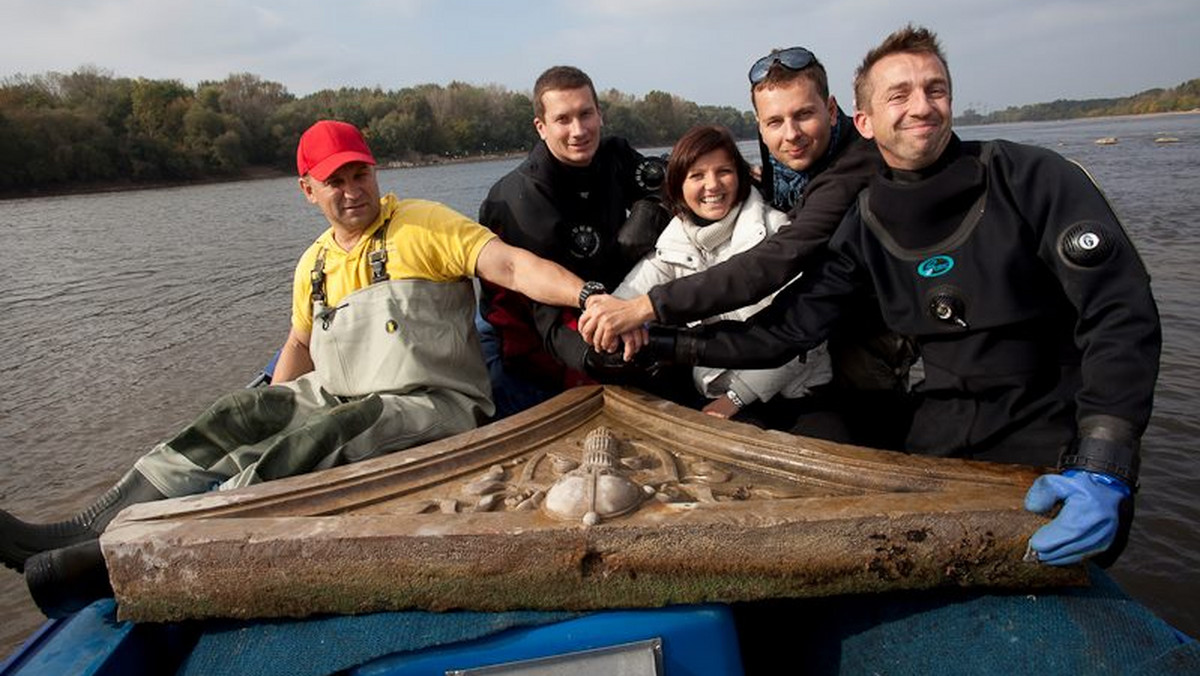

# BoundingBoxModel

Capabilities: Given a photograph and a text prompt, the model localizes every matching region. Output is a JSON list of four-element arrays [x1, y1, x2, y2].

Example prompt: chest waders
[[132, 221, 492, 496]]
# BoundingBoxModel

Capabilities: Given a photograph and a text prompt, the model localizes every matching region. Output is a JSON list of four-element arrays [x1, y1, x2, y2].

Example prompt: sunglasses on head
[[748, 47, 816, 84]]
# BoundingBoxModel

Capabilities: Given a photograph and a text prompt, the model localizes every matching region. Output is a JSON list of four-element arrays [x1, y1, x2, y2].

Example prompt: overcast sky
[[2, 0, 1197, 115]]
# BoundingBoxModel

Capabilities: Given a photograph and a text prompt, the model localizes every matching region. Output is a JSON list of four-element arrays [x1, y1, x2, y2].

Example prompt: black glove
[[584, 345, 661, 384], [616, 198, 671, 266]]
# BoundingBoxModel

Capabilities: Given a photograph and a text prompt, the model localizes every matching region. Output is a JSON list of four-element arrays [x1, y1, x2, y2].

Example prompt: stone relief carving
[[102, 386, 1081, 623], [541, 426, 649, 525], [397, 424, 804, 521]]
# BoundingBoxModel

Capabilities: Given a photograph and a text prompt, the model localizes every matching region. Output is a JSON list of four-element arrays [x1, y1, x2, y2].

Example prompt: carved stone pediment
[[101, 386, 1084, 622]]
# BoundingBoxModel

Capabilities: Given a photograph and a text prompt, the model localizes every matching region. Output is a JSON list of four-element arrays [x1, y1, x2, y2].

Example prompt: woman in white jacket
[[615, 125, 830, 421]]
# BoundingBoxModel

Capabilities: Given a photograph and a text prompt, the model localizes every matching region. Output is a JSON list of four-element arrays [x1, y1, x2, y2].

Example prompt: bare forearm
[[272, 329, 313, 383], [476, 239, 584, 308], [511, 249, 585, 307]]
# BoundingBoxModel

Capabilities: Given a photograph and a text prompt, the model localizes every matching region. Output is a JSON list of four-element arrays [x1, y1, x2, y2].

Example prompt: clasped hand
[[579, 294, 653, 361]]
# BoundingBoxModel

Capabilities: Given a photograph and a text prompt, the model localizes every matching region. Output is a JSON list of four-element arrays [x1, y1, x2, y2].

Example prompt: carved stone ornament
[[101, 386, 1085, 622]]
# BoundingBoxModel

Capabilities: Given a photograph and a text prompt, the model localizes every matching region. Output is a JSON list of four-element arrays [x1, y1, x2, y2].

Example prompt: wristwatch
[[725, 389, 746, 409], [578, 281, 607, 310]]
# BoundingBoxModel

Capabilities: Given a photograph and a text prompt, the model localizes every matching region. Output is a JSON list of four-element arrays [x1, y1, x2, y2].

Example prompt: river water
[[1, 113, 1198, 659]]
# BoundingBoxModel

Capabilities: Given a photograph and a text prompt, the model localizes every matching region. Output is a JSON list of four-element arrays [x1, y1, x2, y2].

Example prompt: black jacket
[[479, 137, 659, 386]]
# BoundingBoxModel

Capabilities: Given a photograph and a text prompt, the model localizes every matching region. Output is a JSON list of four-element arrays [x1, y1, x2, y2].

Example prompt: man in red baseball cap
[[292, 120, 385, 247], [5, 120, 604, 615]]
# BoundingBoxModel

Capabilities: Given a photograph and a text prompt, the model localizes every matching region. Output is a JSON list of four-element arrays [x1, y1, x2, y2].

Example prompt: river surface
[[1, 113, 1198, 659]]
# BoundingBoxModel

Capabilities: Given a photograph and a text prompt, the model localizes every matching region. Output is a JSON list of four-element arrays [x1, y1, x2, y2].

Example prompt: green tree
[[125, 78, 195, 178], [54, 67, 134, 131], [206, 73, 292, 164], [7, 108, 118, 185], [602, 103, 650, 145], [638, 90, 680, 144], [0, 73, 59, 109], [183, 101, 245, 172]]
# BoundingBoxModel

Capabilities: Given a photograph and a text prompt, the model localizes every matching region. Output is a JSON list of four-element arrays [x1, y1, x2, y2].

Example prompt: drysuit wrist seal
[[646, 326, 705, 365], [1059, 436, 1140, 490]]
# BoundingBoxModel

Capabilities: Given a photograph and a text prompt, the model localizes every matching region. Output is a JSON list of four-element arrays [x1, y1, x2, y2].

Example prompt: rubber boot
[[1, 469, 165, 572], [25, 539, 113, 618]]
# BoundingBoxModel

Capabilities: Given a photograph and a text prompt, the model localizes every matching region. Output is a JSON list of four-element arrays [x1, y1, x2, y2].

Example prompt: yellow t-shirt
[[291, 194, 496, 334]]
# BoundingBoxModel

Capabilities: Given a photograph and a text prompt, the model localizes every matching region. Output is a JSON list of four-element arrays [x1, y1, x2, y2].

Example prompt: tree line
[[0, 68, 756, 195], [956, 78, 1200, 125]]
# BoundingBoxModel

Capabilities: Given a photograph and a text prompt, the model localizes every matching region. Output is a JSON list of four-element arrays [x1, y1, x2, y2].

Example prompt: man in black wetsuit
[[645, 26, 1161, 567], [580, 47, 913, 446], [477, 65, 673, 417]]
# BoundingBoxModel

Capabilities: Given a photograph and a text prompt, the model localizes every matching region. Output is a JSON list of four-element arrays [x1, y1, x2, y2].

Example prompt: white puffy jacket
[[615, 188, 831, 406]]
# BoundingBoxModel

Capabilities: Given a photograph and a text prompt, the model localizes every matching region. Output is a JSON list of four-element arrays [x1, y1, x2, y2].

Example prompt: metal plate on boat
[[447, 638, 661, 676]]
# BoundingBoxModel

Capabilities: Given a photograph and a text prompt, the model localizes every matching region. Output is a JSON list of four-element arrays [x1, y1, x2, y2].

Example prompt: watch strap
[[578, 281, 607, 310]]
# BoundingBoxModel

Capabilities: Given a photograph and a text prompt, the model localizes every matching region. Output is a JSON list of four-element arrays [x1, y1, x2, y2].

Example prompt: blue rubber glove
[[1024, 469, 1131, 566]]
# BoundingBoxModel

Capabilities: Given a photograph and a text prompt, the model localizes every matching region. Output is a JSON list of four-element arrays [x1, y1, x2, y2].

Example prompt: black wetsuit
[[479, 137, 664, 389], [676, 137, 1161, 470]]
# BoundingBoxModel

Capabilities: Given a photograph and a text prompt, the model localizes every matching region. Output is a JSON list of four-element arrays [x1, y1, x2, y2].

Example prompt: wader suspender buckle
[[368, 220, 390, 284], [310, 248, 328, 305], [309, 216, 393, 311]]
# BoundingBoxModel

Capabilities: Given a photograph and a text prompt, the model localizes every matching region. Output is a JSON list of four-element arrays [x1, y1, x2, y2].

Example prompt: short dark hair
[[853, 25, 951, 111], [751, 52, 830, 111], [665, 125, 753, 221], [533, 66, 600, 119]]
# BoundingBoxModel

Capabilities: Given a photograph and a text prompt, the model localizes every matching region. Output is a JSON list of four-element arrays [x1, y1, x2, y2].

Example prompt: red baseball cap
[[296, 120, 376, 181]]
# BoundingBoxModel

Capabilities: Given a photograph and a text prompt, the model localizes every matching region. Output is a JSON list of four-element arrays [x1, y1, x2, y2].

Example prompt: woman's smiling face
[[682, 148, 739, 222]]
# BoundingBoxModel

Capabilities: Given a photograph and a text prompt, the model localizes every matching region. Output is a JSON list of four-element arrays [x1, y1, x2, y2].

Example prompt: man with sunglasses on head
[[476, 66, 682, 418], [642, 25, 1160, 569], [581, 46, 914, 446]]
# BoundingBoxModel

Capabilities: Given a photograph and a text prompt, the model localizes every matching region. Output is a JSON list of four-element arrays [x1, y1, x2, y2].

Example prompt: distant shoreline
[[0, 167, 291, 201], [4, 111, 1195, 201], [0, 151, 529, 202], [957, 108, 1200, 127]]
